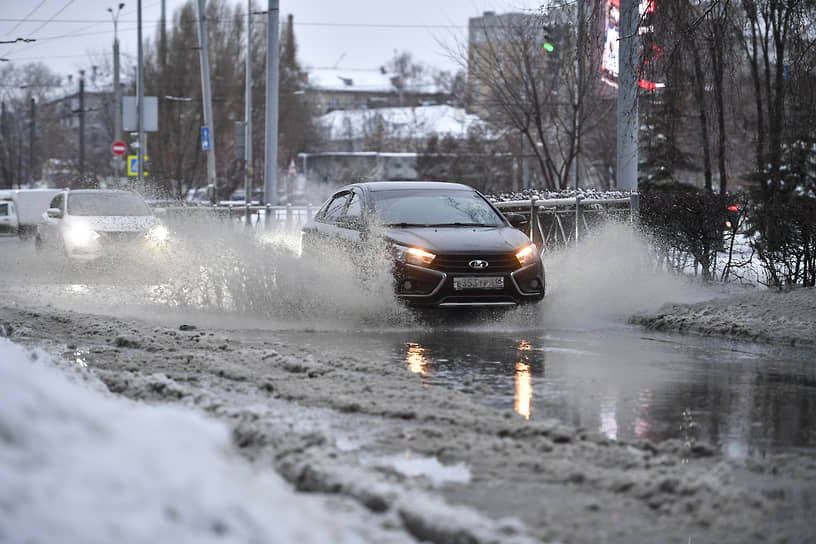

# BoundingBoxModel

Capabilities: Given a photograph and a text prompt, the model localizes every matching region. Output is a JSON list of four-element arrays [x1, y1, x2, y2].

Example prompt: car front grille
[[431, 253, 519, 274], [99, 231, 145, 243]]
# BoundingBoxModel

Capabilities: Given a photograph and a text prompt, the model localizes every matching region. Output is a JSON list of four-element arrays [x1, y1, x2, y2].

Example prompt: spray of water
[[1, 218, 715, 333], [534, 221, 715, 329]]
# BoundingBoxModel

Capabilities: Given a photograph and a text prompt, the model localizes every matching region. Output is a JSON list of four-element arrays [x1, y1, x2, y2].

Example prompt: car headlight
[[515, 244, 537, 266], [147, 225, 169, 242], [65, 225, 100, 245], [393, 245, 436, 267]]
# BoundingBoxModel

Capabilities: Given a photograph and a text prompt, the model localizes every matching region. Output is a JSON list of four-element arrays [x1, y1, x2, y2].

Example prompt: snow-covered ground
[[632, 287, 816, 346], [0, 338, 419, 544]]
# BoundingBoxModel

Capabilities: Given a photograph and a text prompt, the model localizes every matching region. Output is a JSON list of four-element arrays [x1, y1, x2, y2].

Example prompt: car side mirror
[[46, 207, 63, 219], [506, 213, 528, 228]]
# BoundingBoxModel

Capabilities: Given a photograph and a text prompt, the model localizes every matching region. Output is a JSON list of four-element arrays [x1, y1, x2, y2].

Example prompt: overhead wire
[[2, 0, 48, 36], [1, 0, 76, 58]]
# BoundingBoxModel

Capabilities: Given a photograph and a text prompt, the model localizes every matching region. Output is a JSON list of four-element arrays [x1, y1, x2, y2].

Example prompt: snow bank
[[0, 338, 389, 544], [631, 287, 816, 346]]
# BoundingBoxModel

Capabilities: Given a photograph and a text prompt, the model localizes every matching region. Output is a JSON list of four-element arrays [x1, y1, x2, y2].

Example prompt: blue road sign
[[201, 126, 211, 150], [127, 155, 148, 176]]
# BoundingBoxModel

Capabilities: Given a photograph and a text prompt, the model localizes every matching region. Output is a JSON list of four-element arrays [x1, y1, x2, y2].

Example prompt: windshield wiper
[[384, 222, 431, 228], [424, 222, 496, 227]]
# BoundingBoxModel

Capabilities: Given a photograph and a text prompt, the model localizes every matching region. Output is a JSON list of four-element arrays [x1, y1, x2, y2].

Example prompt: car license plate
[[453, 276, 504, 290]]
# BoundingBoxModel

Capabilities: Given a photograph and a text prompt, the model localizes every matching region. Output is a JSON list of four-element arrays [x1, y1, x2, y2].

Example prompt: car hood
[[385, 225, 531, 254], [66, 215, 157, 233]]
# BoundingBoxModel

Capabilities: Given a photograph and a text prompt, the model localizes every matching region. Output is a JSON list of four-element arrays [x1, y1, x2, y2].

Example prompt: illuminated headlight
[[393, 245, 436, 267], [515, 244, 537, 266], [65, 225, 100, 246], [147, 225, 169, 242]]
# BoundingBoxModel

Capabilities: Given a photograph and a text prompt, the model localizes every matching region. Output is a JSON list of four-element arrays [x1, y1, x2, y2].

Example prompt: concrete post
[[616, 0, 639, 192], [195, 0, 217, 201], [264, 0, 279, 205]]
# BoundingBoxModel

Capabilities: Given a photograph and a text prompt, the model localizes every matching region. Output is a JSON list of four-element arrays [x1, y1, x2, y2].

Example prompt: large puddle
[[270, 325, 816, 459]]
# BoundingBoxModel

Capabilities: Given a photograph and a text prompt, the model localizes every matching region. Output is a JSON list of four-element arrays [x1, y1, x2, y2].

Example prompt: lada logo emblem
[[468, 259, 489, 269]]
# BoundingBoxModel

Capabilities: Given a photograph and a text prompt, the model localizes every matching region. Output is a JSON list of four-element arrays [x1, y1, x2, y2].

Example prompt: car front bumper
[[395, 261, 545, 308]]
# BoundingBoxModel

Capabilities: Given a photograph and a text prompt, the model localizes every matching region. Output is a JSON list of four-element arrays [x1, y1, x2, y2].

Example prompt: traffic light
[[725, 204, 740, 233], [542, 27, 554, 53]]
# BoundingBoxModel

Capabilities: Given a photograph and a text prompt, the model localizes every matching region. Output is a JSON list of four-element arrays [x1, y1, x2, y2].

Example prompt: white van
[[0, 199, 19, 235]]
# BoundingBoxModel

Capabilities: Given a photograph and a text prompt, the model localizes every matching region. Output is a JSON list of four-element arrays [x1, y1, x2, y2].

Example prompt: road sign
[[111, 141, 127, 156], [122, 96, 159, 132], [201, 126, 211, 150], [127, 155, 149, 177]]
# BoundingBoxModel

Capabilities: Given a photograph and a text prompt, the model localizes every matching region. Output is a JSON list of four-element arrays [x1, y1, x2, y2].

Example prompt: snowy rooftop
[[319, 104, 487, 142], [305, 68, 441, 94]]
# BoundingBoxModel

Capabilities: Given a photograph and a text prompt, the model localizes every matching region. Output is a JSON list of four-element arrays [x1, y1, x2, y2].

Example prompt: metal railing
[[154, 203, 316, 231], [494, 195, 639, 250], [153, 195, 639, 247]]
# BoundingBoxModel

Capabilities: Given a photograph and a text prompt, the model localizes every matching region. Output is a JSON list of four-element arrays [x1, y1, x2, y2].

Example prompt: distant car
[[35, 189, 170, 261], [302, 181, 545, 309]]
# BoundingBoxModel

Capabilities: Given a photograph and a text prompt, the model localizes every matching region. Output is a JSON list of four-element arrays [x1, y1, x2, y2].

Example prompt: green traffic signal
[[543, 42, 554, 53]]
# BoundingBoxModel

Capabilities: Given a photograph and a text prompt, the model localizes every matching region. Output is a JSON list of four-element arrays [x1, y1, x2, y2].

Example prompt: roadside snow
[[631, 287, 816, 346], [0, 338, 406, 544]]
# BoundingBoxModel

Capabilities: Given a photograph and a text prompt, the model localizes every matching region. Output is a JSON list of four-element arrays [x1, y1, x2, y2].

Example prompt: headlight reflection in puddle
[[406, 342, 428, 377], [514, 340, 533, 419]]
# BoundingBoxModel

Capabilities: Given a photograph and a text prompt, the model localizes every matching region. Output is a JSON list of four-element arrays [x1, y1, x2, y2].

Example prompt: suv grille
[[431, 253, 519, 274]]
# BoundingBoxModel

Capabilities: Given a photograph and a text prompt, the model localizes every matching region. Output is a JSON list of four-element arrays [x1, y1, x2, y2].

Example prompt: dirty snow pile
[[631, 287, 816, 346], [0, 338, 399, 544]]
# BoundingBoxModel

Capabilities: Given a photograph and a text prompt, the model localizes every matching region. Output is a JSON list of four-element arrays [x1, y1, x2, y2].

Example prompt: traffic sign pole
[[112, 140, 126, 187]]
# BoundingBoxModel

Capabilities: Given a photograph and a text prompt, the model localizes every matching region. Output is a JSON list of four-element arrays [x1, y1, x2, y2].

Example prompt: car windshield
[[67, 192, 151, 217], [370, 189, 504, 227]]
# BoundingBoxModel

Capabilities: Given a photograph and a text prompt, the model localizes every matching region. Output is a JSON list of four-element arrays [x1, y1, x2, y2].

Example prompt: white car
[[35, 189, 169, 261]]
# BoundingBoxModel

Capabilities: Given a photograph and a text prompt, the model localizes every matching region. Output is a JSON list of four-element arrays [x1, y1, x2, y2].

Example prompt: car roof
[[347, 181, 475, 193], [65, 189, 140, 195]]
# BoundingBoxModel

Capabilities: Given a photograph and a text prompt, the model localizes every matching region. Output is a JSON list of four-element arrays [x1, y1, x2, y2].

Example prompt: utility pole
[[137, 0, 145, 189], [574, 0, 585, 192], [160, 0, 167, 68], [244, 0, 252, 205], [79, 70, 85, 181], [264, 0, 279, 205], [617, 0, 639, 192], [195, 0, 217, 201], [29, 97, 35, 185], [108, 3, 124, 185]]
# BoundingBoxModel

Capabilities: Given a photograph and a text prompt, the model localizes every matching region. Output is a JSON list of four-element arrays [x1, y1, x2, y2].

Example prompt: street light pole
[[264, 0, 279, 206], [108, 3, 124, 186], [195, 0, 217, 201], [137, 0, 145, 190], [244, 0, 252, 205]]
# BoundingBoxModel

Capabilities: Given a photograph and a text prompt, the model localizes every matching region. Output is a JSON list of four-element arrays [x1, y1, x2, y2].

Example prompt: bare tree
[[462, 7, 612, 191]]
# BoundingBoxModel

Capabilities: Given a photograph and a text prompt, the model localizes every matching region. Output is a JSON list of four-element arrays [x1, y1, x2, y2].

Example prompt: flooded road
[[4, 226, 816, 543], [265, 323, 816, 459], [3, 225, 815, 460]]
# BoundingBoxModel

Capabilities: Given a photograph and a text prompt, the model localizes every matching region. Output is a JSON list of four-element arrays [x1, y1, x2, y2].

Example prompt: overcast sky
[[0, 0, 544, 80]]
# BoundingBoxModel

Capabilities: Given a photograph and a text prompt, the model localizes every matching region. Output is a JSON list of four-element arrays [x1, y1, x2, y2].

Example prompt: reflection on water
[[600, 395, 618, 440], [514, 340, 533, 419], [406, 342, 429, 377], [383, 329, 816, 458]]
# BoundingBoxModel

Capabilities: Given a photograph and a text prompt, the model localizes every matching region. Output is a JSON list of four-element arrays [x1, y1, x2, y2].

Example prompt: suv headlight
[[65, 224, 100, 245], [515, 244, 537, 266], [393, 245, 436, 267], [147, 225, 169, 242]]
